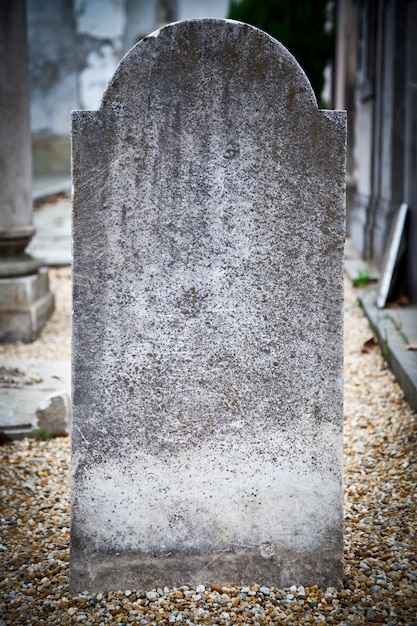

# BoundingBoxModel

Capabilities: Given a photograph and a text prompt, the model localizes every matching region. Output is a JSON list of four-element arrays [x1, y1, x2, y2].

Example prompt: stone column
[[334, 0, 357, 227], [0, 0, 54, 342]]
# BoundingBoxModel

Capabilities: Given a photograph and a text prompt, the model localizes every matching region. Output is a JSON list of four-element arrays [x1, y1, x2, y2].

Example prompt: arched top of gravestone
[[100, 18, 317, 114]]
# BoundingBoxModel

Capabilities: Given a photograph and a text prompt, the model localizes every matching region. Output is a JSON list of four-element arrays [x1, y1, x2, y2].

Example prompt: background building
[[334, 0, 417, 303]]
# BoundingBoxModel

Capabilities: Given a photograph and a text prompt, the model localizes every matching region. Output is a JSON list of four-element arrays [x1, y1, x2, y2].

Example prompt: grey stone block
[[35, 391, 71, 435], [71, 19, 346, 592], [0, 268, 55, 343]]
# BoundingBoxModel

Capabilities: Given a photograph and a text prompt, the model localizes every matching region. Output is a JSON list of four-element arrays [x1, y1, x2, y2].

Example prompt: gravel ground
[[1, 272, 416, 625]]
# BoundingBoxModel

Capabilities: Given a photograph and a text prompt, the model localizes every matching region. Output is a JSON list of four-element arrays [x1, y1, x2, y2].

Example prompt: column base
[[0, 253, 40, 278], [0, 268, 55, 342]]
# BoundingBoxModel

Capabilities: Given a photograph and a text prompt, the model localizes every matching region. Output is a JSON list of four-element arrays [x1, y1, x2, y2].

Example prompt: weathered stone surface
[[71, 19, 346, 593], [35, 391, 71, 436]]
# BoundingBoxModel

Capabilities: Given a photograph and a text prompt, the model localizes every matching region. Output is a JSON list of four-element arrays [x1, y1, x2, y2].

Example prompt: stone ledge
[[358, 287, 417, 412], [345, 241, 417, 412]]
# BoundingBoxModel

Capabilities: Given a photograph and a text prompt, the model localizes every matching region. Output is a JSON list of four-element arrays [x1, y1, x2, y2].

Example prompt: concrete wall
[[27, 0, 229, 177]]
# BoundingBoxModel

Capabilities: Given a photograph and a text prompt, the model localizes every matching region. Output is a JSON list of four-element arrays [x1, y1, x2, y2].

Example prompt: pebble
[[146, 591, 159, 601], [1, 272, 417, 624]]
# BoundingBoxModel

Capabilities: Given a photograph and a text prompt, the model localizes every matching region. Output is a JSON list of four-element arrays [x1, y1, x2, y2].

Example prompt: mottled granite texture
[[71, 19, 346, 593]]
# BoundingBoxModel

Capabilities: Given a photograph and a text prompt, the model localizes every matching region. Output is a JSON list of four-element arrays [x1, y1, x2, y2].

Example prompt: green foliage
[[352, 268, 372, 287], [34, 428, 54, 440], [227, 0, 334, 106]]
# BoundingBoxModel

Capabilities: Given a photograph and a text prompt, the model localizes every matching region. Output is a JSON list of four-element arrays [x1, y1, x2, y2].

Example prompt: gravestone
[[71, 19, 346, 593]]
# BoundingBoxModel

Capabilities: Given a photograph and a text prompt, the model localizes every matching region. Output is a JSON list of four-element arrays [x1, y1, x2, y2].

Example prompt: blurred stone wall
[[27, 0, 229, 177]]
